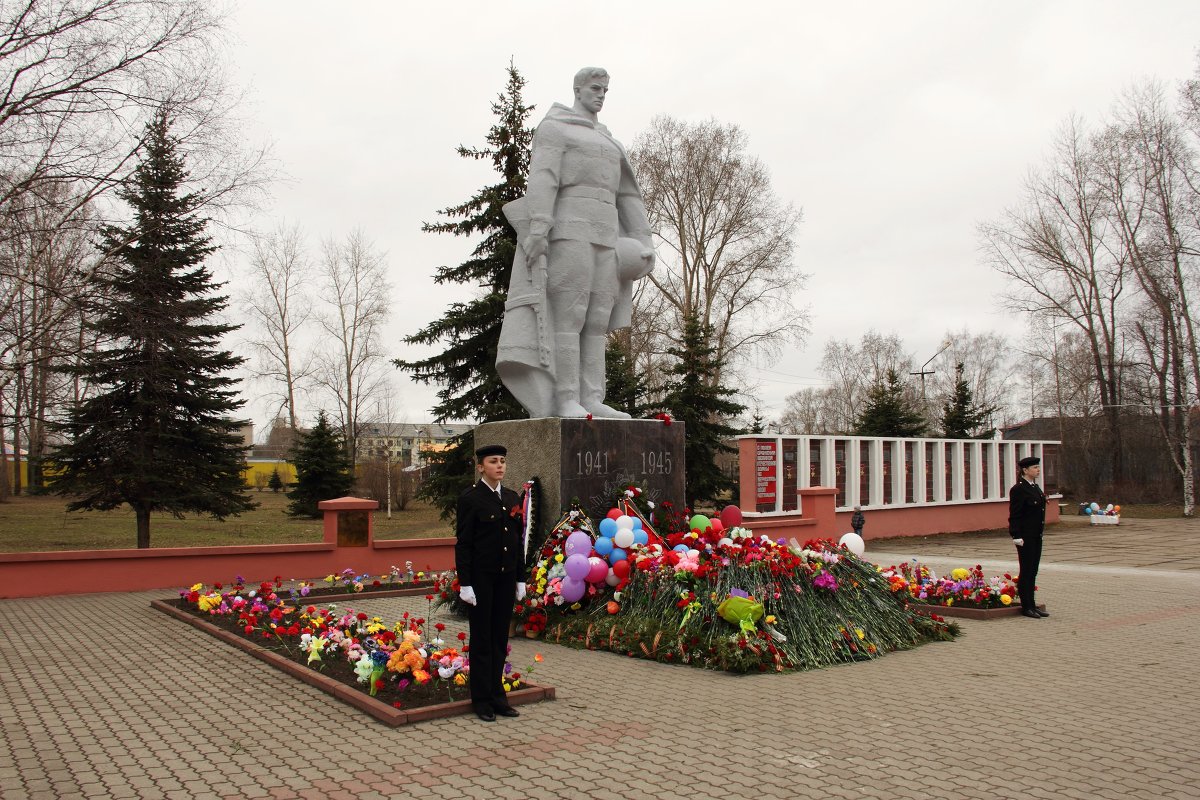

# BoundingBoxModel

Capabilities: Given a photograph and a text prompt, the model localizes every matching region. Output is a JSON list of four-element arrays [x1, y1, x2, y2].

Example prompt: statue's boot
[[553, 334, 589, 418], [580, 334, 631, 419]]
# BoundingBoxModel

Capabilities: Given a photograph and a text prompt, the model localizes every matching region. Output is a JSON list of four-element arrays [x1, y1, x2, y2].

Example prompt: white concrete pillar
[[913, 440, 927, 503]]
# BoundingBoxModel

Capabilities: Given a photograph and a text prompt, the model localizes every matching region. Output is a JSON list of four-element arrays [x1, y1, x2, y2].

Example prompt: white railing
[[736, 435, 1060, 515]]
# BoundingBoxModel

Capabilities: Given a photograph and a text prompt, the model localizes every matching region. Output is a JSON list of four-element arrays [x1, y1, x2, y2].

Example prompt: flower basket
[[525, 629, 540, 639], [1089, 515, 1120, 526]]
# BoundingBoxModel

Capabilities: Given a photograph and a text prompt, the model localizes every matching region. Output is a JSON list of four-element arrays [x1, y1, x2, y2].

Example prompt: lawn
[[0, 491, 452, 552]]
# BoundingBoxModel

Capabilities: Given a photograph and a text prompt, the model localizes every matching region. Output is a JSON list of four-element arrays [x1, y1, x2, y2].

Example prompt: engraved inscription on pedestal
[[474, 418, 685, 523]]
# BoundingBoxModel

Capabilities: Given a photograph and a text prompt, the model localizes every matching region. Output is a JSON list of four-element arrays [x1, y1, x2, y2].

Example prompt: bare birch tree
[[244, 223, 313, 433], [314, 229, 390, 462], [629, 116, 809, 386]]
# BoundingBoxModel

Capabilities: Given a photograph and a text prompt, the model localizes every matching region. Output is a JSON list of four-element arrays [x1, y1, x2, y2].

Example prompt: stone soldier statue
[[497, 67, 655, 418]]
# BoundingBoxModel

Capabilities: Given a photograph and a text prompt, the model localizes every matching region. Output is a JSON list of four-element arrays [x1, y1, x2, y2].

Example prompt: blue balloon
[[1084, 507, 1093, 515], [598, 518, 618, 538], [633, 529, 648, 545], [594, 536, 614, 556], [631, 517, 643, 530], [672, 544, 689, 553], [608, 548, 627, 565]]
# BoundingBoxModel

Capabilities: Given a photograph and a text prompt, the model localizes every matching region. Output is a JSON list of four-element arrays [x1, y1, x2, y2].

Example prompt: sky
[[218, 0, 1200, 437]]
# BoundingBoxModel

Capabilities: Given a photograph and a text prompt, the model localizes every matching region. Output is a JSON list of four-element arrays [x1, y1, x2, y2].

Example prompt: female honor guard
[[1009, 455, 1049, 619], [455, 444, 527, 721]]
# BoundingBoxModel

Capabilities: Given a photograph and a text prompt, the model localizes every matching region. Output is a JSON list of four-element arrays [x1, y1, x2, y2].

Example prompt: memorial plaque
[[337, 511, 369, 547], [754, 439, 777, 513], [474, 418, 686, 524]]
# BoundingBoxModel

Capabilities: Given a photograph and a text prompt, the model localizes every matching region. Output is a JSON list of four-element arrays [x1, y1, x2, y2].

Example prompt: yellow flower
[[554, 554, 564, 563], [765, 615, 776, 624], [197, 594, 221, 612], [189, 583, 203, 592], [511, 679, 521, 688], [855, 628, 865, 640], [951, 568, 969, 581], [502, 682, 512, 692], [454, 673, 467, 686], [1000, 594, 1012, 606]]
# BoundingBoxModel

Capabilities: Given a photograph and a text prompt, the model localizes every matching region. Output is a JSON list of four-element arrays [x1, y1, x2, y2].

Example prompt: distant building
[[357, 422, 474, 468]]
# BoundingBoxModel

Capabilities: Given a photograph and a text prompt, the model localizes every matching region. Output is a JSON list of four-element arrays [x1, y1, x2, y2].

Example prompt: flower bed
[[157, 576, 553, 725], [881, 561, 1022, 609]]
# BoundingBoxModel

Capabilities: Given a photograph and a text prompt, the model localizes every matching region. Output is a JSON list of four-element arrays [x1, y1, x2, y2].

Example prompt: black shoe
[[1020, 609, 1042, 619], [493, 704, 520, 718], [473, 704, 496, 722], [1035, 608, 1050, 617]]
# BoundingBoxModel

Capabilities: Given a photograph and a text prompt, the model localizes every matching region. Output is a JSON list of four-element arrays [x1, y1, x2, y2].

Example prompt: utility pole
[[911, 338, 953, 402]]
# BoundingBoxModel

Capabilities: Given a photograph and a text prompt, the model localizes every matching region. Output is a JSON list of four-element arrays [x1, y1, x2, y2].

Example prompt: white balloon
[[614, 528, 635, 549], [839, 532, 866, 558], [615, 514, 635, 530], [718, 537, 733, 548], [687, 548, 700, 558], [605, 568, 620, 587], [1105, 503, 1114, 511]]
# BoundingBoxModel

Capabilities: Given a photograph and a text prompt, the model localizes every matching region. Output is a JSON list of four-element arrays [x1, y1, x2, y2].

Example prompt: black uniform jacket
[[1008, 479, 1047, 539], [455, 480, 524, 588]]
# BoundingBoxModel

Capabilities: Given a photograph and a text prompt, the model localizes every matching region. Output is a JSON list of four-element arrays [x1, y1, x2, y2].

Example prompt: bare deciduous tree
[[980, 117, 1131, 489], [244, 223, 313, 433], [629, 116, 809, 389], [314, 229, 390, 462]]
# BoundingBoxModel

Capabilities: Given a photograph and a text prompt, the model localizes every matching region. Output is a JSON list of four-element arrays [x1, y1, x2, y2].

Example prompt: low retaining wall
[[0, 537, 457, 599]]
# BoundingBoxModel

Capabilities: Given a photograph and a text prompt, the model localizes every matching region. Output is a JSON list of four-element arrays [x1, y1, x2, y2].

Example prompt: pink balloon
[[709, 518, 725, 534], [560, 578, 586, 603], [720, 505, 743, 529], [586, 556, 608, 583]]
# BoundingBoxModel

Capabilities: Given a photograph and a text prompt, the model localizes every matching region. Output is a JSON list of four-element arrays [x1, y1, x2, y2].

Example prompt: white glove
[[516, 583, 527, 601], [1013, 538, 1024, 547], [459, 586, 477, 606]]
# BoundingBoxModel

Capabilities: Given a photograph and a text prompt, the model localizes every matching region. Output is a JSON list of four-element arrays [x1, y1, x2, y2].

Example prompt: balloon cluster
[[1081, 501, 1120, 516]]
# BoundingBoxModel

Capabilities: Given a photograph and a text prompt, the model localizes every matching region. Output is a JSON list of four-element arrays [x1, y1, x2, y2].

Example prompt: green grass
[[0, 491, 453, 552]]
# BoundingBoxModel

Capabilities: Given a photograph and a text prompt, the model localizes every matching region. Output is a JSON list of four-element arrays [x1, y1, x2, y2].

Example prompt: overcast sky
[[221, 1, 1200, 435]]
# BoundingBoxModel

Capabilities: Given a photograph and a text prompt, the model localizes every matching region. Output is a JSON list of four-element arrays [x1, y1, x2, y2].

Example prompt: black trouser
[[467, 571, 517, 706], [1016, 535, 1042, 610]]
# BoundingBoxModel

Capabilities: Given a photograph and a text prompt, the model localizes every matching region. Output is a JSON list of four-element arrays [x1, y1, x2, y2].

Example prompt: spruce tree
[[50, 111, 254, 548], [605, 335, 645, 417], [286, 411, 354, 518], [268, 467, 284, 493], [661, 312, 746, 508], [395, 63, 534, 518], [855, 369, 927, 437], [941, 362, 997, 438]]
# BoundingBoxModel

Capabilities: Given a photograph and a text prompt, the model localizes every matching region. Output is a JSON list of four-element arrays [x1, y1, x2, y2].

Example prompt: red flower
[[457, 632, 467, 642], [244, 625, 254, 635], [434, 623, 445, 633], [424, 594, 434, 602], [372, 579, 381, 587], [510, 505, 523, 518], [356, 612, 368, 621], [306, 606, 316, 615], [393, 701, 403, 709], [213, 583, 222, 590]]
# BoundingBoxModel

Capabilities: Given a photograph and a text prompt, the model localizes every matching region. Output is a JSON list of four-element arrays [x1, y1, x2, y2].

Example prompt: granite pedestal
[[474, 418, 686, 524]]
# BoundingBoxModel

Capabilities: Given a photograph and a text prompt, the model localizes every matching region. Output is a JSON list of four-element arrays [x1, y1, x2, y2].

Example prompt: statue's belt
[[558, 185, 615, 204]]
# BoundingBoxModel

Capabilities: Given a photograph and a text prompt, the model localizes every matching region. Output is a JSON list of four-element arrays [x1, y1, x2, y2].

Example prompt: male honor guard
[[1008, 455, 1049, 619], [455, 444, 527, 721]]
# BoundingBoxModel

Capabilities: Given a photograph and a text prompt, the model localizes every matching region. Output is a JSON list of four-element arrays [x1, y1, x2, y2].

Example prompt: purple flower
[[813, 572, 839, 592]]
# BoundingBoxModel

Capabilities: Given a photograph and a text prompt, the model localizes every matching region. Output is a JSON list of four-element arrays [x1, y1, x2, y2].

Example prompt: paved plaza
[[1, 515, 1198, 800]]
